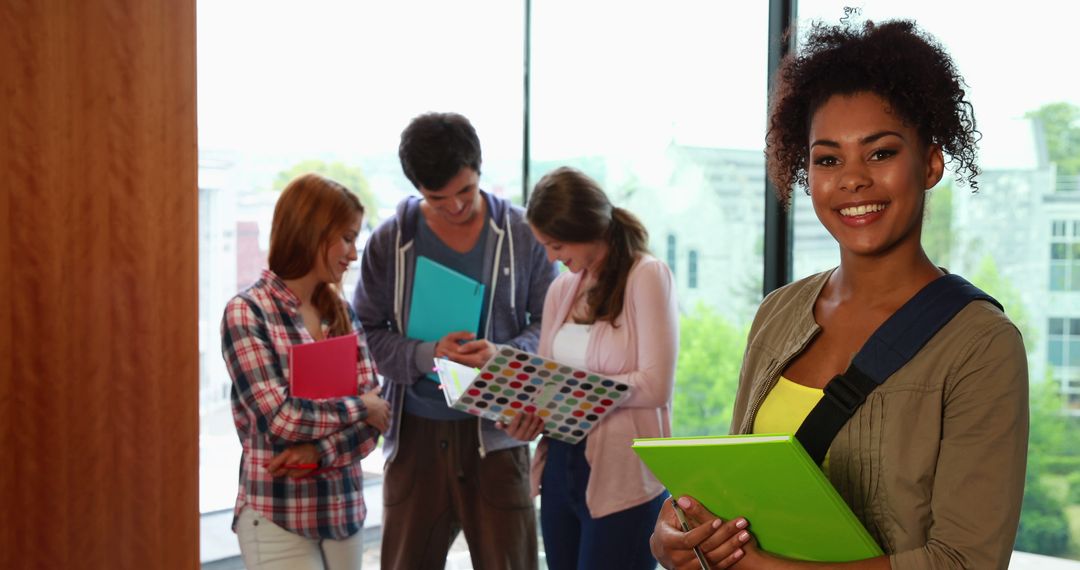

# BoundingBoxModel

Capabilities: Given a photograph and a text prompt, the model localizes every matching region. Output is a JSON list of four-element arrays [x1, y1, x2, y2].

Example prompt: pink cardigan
[[529, 255, 678, 517]]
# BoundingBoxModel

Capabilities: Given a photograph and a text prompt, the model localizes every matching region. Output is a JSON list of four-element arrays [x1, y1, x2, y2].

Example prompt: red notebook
[[288, 333, 358, 399]]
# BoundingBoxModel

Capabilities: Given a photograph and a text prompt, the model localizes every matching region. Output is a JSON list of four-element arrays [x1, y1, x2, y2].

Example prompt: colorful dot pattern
[[451, 347, 631, 444]]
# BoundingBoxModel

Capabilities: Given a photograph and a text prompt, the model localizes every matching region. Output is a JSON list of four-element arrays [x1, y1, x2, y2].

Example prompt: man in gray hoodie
[[353, 112, 557, 569]]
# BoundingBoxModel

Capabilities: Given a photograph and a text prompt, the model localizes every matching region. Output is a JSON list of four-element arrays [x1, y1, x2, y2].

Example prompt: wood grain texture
[[1, 0, 198, 567]]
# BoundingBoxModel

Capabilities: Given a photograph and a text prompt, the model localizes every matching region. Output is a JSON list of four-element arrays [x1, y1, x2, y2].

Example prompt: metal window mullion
[[763, 0, 797, 297], [522, 0, 532, 205]]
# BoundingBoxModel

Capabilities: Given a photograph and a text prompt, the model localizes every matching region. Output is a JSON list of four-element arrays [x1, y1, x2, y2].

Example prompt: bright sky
[[197, 0, 521, 160], [801, 1, 1080, 169], [196, 0, 764, 161], [197, 0, 1080, 167]]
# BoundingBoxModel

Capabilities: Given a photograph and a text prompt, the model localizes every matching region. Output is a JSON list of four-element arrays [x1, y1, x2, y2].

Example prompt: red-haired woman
[[221, 173, 390, 569]]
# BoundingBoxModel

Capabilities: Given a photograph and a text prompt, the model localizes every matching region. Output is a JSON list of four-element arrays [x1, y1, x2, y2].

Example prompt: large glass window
[[667, 233, 678, 278], [1048, 317, 1080, 411], [688, 249, 700, 289], [197, 1, 523, 565], [531, 1, 768, 438], [1050, 220, 1080, 291], [198, 1, 1080, 565], [794, 1, 1080, 560]]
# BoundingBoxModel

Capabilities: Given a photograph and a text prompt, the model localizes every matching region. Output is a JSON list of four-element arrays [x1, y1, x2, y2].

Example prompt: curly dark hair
[[766, 20, 980, 205]]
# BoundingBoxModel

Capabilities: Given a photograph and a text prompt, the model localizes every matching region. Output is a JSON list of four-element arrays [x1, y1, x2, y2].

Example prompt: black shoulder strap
[[794, 274, 1002, 465]]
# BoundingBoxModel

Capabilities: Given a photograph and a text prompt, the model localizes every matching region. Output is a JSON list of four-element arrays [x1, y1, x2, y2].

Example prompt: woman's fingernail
[[735, 518, 748, 529], [733, 549, 744, 559], [739, 531, 750, 542], [677, 497, 691, 509], [712, 519, 722, 529]]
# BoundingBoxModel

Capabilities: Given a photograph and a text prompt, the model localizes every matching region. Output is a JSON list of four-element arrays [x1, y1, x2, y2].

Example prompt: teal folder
[[632, 434, 882, 562], [407, 256, 485, 379]]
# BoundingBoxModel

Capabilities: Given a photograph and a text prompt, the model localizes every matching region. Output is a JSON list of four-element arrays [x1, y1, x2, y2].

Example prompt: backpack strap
[[794, 274, 1002, 465]]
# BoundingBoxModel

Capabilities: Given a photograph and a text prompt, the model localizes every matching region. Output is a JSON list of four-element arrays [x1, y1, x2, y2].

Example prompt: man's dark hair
[[398, 112, 482, 191]]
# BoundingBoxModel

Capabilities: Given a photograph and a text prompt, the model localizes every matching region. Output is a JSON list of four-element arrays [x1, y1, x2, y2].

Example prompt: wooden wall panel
[[1, 0, 198, 568]]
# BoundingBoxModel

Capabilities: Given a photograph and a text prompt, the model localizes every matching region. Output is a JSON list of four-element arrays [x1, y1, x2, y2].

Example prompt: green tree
[[922, 182, 953, 267], [1016, 477, 1071, 556], [1066, 471, 1080, 504], [1029, 375, 1072, 462], [672, 303, 746, 436], [1016, 379, 1073, 556], [969, 254, 1036, 354], [964, 257, 1080, 555], [1026, 102, 1080, 176], [273, 160, 379, 225]]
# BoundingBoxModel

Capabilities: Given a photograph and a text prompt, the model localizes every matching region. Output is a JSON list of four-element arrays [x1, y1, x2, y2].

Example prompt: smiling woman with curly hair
[[650, 20, 1027, 570], [768, 20, 980, 203]]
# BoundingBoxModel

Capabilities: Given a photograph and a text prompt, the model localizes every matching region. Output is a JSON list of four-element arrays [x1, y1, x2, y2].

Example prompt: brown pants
[[381, 414, 538, 570]]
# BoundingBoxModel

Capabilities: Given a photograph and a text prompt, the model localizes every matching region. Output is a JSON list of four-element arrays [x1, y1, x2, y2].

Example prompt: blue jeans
[[540, 439, 667, 570]]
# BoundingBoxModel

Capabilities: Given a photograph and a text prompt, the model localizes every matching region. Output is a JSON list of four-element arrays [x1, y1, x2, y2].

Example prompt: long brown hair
[[268, 173, 363, 337], [526, 167, 649, 324]]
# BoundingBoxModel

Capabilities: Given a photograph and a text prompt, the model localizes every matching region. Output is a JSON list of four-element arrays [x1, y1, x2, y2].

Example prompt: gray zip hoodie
[[352, 190, 558, 462]]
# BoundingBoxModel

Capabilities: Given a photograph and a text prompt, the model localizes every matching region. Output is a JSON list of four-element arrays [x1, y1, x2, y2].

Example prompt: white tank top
[[551, 322, 592, 369]]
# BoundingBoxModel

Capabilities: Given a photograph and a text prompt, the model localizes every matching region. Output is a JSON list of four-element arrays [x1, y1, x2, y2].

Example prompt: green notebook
[[632, 434, 882, 562]]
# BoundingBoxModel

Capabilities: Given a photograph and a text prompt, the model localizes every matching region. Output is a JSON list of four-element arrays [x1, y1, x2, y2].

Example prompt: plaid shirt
[[221, 269, 381, 540]]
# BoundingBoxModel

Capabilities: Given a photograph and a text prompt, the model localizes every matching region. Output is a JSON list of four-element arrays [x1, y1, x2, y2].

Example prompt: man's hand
[[435, 331, 496, 368]]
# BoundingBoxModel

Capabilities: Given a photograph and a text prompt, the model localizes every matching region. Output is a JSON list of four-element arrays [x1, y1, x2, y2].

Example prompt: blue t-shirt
[[404, 212, 490, 420]]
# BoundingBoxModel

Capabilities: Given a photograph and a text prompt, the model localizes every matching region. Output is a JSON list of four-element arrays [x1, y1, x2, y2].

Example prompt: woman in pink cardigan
[[500, 166, 679, 569]]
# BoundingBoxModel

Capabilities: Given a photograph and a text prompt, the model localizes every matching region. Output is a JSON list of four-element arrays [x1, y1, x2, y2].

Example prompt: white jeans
[[236, 506, 363, 570]]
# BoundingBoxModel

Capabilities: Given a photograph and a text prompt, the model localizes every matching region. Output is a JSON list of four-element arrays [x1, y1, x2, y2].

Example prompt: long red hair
[[268, 173, 363, 337]]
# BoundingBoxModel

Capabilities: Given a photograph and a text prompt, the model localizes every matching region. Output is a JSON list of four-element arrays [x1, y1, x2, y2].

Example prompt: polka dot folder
[[433, 346, 631, 444]]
